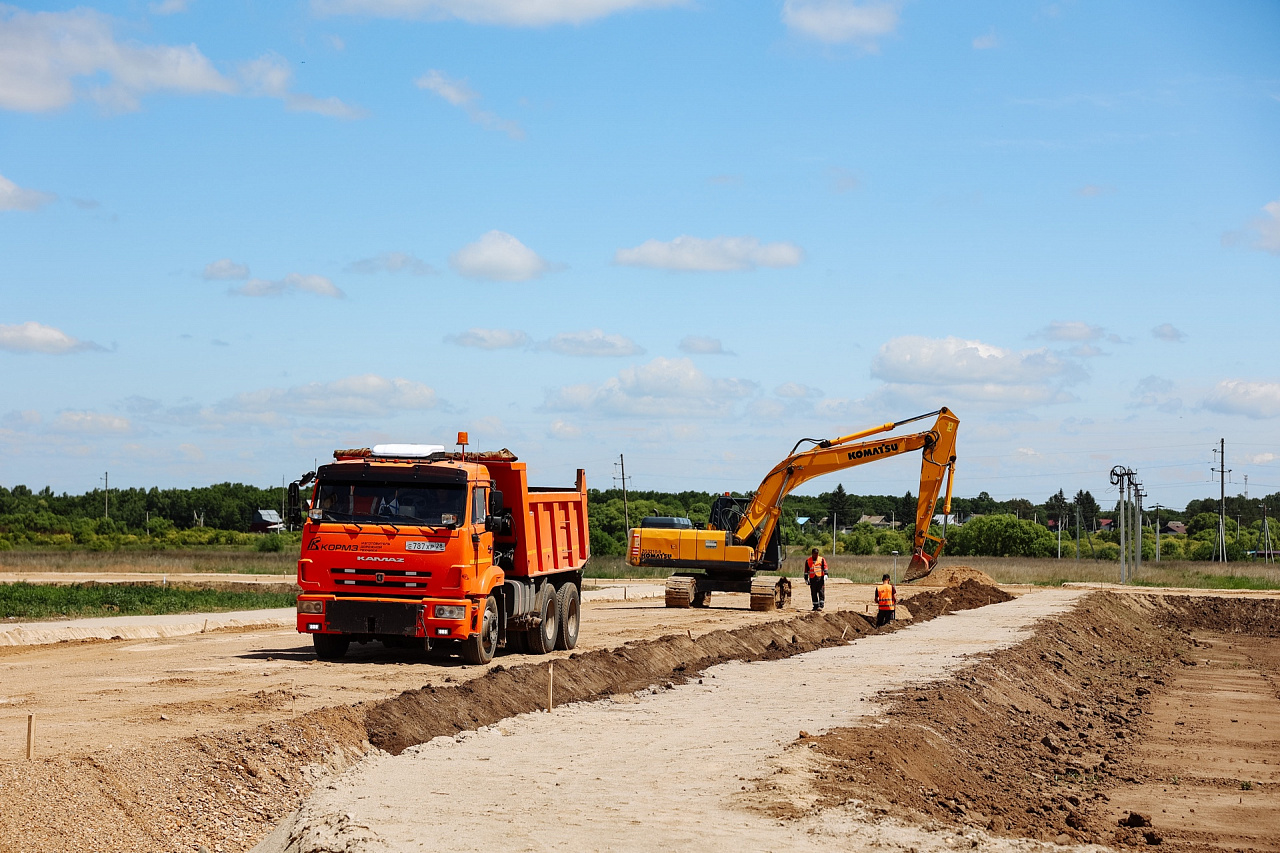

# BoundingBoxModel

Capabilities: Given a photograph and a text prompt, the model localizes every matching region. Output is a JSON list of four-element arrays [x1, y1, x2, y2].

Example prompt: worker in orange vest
[[874, 573, 897, 627], [805, 547, 828, 611]]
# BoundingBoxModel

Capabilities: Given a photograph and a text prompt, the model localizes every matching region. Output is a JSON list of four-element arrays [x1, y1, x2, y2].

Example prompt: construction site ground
[[0, 573, 1276, 853]]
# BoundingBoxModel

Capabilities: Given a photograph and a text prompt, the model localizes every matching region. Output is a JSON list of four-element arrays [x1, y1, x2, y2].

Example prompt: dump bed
[[489, 463, 590, 577]]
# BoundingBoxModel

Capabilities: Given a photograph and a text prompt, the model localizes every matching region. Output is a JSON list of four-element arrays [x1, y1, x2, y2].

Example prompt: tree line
[[2, 479, 1277, 559]]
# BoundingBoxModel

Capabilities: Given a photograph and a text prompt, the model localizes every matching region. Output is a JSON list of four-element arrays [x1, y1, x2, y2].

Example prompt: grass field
[[0, 582, 299, 621], [5, 548, 1277, 592], [585, 552, 1280, 590], [0, 549, 296, 576]]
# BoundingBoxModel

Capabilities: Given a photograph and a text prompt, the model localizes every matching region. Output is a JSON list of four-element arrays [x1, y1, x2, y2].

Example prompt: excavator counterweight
[[627, 408, 959, 608]]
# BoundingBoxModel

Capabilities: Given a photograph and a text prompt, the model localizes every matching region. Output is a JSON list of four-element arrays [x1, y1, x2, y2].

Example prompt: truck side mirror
[[287, 481, 301, 528], [489, 489, 503, 514]]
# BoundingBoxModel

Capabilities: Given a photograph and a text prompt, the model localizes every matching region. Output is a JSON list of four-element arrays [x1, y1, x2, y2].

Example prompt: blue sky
[[1, 0, 1278, 508]]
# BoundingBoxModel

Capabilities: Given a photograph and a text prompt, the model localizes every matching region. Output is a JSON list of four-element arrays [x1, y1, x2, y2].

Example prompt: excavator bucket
[[903, 552, 935, 583]]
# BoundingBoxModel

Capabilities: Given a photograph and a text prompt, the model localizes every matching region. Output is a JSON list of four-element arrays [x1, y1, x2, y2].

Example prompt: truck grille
[[329, 567, 433, 590], [327, 599, 424, 636]]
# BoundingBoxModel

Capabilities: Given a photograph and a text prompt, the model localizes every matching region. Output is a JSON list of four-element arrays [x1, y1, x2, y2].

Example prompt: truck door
[[471, 485, 493, 571]]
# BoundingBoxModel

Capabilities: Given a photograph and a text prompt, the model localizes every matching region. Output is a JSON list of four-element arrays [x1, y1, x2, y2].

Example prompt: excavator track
[[664, 576, 696, 608], [749, 576, 791, 612]]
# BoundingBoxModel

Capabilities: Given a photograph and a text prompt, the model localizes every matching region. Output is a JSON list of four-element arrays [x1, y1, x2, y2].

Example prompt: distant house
[[250, 509, 284, 533], [932, 513, 960, 527], [1097, 518, 1114, 532], [1160, 521, 1187, 535], [859, 514, 898, 529]]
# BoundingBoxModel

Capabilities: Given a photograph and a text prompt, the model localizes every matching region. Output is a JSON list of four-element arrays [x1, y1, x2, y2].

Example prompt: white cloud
[[1223, 199, 1280, 255], [202, 258, 250, 280], [1131, 375, 1182, 413], [0, 321, 102, 354], [313, 0, 687, 25], [0, 173, 56, 211], [228, 374, 438, 418], [230, 273, 344, 298], [1246, 452, 1276, 465], [775, 382, 822, 399], [1068, 344, 1103, 358], [345, 251, 436, 275], [2, 410, 41, 428], [149, 0, 192, 14], [450, 231, 552, 281], [782, 1, 900, 48], [870, 335, 1083, 406], [416, 69, 522, 138], [1037, 321, 1104, 342], [972, 29, 998, 50], [53, 411, 131, 434], [614, 235, 804, 272], [545, 329, 643, 357], [548, 419, 581, 440], [678, 335, 732, 355], [0, 7, 234, 113], [238, 54, 366, 119], [1151, 323, 1185, 342], [1203, 379, 1280, 420], [545, 357, 757, 418], [1015, 447, 1040, 458], [446, 328, 530, 349]]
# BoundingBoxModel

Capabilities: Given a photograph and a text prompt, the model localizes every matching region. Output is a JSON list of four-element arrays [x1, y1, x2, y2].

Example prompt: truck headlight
[[433, 604, 466, 620], [297, 600, 325, 614]]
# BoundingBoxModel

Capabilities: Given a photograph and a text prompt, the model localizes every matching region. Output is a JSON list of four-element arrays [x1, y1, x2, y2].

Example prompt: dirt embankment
[[775, 593, 1280, 850], [0, 582, 1011, 853]]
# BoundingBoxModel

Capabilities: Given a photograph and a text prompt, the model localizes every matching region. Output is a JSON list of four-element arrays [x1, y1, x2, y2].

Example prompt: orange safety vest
[[805, 555, 827, 580], [875, 582, 896, 611]]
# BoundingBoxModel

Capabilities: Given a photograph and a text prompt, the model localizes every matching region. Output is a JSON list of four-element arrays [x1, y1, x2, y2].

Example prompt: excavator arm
[[731, 407, 958, 581]]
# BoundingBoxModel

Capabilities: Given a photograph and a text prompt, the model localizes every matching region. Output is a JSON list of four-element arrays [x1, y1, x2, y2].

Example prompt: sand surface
[[259, 589, 1089, 853]]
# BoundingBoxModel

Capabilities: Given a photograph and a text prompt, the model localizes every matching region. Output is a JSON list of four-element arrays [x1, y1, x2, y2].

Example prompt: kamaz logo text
[[357, 555, 405, 563], [848, 442, 897, 461]]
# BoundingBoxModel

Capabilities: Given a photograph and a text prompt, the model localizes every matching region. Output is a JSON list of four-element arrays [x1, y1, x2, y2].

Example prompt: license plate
[[405, 541, 446, 552]]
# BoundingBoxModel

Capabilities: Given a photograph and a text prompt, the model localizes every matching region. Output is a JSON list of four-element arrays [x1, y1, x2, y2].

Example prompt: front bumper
[[296, 595, 476, 639]]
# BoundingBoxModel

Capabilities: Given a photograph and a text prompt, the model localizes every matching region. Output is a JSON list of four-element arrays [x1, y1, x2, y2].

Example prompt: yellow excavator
[[626, 408, 959, 610]]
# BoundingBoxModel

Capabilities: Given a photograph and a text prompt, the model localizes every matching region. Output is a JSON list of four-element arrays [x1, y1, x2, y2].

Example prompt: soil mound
[[780, 592, 1280, 849], [900, 578, 1012, 621], [914, 564, 998, 588]]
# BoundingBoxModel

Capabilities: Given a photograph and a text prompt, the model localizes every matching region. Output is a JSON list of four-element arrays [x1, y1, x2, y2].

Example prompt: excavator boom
[[627, 408, 959, 609]]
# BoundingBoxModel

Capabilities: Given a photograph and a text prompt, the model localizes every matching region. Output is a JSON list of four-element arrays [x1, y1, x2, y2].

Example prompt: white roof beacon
[[371, 444, 445, 458]]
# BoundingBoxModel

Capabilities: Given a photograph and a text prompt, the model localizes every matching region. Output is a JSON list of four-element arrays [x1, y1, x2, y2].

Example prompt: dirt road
[[256, 589, 1087, 853], [0, 581, 903, 760]]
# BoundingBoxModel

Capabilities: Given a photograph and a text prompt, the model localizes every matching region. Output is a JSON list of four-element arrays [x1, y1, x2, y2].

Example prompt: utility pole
[[1075, 504, 1081, 563], [1213, 439, 1229, 562], [1153, 503, 1163, 562], [614, 454, 631, 532], [1263, 501, 1274, 564], [1116, 468, 1127, 584], [1134, 482, 1143, 577], [101, 471, 109, 519]]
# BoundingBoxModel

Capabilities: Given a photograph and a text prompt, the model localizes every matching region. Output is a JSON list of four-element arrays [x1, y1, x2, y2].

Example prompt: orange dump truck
[[292, 439, 589, 664]]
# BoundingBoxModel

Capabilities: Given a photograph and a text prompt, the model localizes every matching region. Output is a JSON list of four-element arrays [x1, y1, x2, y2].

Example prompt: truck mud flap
[[328, 600, 424, 636]]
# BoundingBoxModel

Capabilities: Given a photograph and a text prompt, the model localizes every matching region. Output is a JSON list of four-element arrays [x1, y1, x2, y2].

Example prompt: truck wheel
[[461, 596, 499, 665], [313, 633, 349, 661], [554, 582, 580, 651], [526, 582, 559, 655]]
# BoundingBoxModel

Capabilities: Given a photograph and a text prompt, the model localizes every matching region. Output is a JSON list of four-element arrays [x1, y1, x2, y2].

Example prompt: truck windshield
[[314, 481, 467, 526]]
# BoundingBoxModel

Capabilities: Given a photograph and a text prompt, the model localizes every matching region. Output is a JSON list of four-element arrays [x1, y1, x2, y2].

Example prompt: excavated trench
[[0, 582, 1009, 853], [762, 593, 1280, 851]]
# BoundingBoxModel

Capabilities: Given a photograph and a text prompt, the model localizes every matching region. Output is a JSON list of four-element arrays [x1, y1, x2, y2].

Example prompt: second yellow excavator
[[626, 407, 959, 610]]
